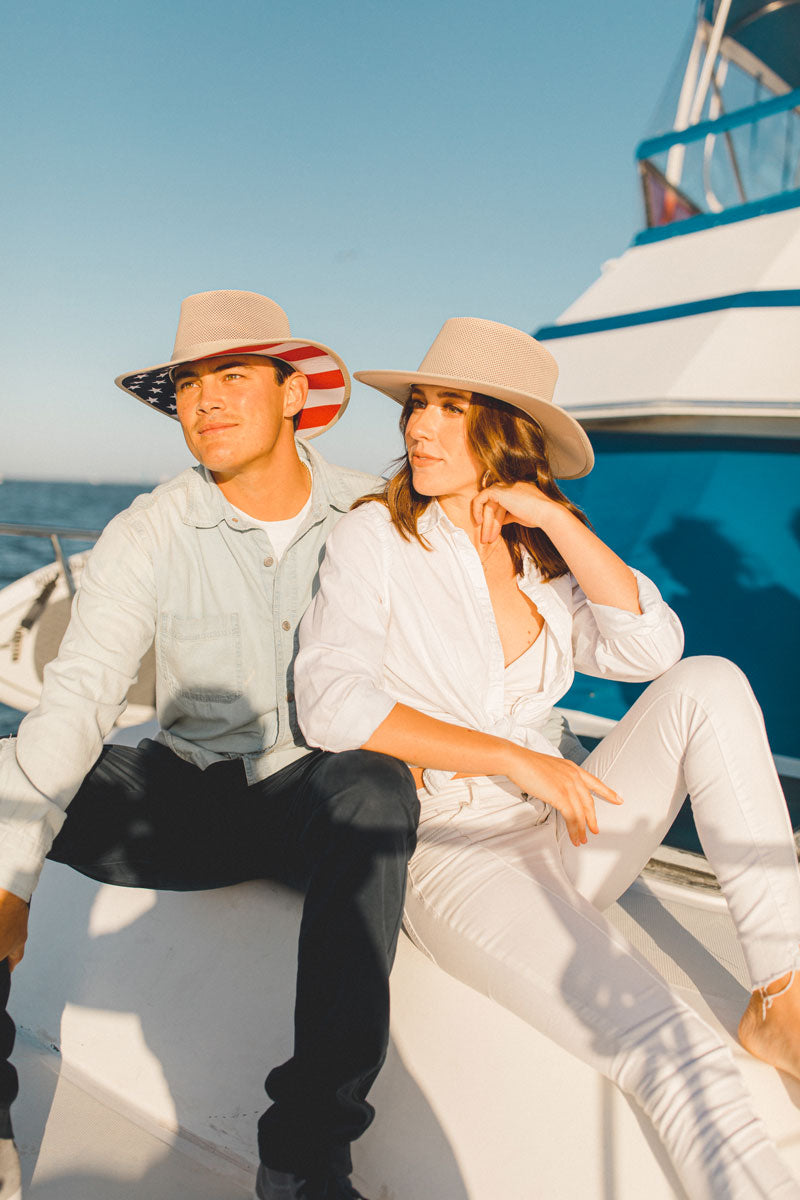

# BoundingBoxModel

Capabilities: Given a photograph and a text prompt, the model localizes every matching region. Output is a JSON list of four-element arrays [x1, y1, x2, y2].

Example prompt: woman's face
[[404, 385, 483, 498]]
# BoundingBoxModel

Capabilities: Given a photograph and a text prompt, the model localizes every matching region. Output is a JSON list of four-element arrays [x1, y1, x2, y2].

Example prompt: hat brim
[[354, 369, 594, 479], [116, 339, 350, 439]]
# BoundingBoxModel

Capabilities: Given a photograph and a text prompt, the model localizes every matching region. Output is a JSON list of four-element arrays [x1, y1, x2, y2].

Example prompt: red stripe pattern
[[297, 404, 341, 430], [121, 339, 347, 437]]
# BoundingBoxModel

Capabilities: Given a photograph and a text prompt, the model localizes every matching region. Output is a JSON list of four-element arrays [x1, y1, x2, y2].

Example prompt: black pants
[[1, 739, 418, 1177]]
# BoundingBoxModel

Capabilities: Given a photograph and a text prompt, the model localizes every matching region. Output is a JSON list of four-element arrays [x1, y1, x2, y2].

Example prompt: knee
[[659, 655, 757, 712], [313, 750, 420, 838]]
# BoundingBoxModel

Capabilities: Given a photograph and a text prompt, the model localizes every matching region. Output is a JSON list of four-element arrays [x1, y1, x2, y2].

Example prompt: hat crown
[[117, 288, 350, 439], [172, 290, 292, 360], [417, 317, 559, 403]]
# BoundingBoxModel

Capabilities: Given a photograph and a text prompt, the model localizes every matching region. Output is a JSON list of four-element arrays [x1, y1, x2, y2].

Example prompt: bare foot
[[739, 970, 800, 1083]]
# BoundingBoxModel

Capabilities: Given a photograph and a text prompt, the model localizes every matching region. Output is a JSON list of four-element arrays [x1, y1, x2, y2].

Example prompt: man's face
[[173, 355, 304, 478]]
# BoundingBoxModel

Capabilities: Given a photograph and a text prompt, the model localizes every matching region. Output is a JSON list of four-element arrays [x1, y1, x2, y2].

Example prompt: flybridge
[[531, 0, 800, 392], [635, 0, 800, 242]]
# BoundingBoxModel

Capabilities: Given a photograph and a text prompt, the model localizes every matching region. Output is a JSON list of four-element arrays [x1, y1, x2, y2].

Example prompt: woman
[[295, 317, 800, 1198]]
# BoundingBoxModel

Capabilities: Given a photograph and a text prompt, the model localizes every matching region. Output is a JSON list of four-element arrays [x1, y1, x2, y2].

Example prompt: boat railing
[[0, 522, 101, 597], [635, 86, 800, 240]]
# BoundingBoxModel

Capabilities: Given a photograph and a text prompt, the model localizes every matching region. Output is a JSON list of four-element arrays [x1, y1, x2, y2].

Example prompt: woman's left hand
[[472, 481, 557, 543]]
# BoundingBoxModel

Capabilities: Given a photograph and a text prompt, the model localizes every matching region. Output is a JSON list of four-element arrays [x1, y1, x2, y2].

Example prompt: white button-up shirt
[[295, 500, 684, 791]]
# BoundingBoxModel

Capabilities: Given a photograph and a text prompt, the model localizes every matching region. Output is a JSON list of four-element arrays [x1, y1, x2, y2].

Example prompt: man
[[0, 290, 419, 1200]]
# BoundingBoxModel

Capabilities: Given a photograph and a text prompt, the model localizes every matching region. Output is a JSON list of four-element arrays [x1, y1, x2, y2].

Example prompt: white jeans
[[404, 658, 800, 1200]]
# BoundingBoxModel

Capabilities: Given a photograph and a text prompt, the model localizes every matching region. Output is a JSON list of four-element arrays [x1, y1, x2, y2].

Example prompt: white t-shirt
[[503, 626, 550, 714], [229, 464, 313, 560], [230, 492, 313, 560]]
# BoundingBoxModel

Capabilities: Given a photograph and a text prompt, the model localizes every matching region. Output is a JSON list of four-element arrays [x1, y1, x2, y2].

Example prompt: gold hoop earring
[[481, 471, 492, 490]]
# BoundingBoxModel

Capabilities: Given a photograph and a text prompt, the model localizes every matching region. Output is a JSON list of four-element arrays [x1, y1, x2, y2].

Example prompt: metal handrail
[[636, 85, 800, 161], [0, 524, 101, 596], [0, 523, 101, 541]]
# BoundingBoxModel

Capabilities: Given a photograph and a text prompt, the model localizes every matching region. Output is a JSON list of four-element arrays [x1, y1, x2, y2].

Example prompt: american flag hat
[[115, 290, 350, 438]]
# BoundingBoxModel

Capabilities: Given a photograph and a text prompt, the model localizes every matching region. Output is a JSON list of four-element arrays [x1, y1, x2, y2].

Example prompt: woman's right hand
[[504, 746, 622, 846]]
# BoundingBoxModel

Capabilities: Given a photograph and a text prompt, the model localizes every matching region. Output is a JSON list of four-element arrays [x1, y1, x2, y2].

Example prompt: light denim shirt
[[0, 440, 378, 901], [296, 500, 685, 792]]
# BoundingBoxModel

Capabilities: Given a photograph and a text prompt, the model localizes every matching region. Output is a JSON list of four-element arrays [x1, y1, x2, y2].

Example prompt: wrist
[[499, 740, 529, 784], [538, 500, 572, 541]]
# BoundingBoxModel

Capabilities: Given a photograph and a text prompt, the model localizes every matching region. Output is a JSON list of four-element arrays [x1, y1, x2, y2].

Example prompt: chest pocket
[[157, 613, 243, 708]]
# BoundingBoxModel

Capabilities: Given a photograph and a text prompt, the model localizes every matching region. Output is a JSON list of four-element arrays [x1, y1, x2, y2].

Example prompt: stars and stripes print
[[119, 340, 348, 438], [122, 369, 177, 416]]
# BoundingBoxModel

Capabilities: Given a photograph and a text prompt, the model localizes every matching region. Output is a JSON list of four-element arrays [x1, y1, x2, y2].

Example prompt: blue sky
[[3, 0, 692, 483]]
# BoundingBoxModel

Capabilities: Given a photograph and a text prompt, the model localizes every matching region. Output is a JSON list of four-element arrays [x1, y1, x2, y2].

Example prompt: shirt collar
[[299, 438, 359, 518], [182, 466, 229, 529], [417, 500, 451, 535], [181, 438, 355, 530]]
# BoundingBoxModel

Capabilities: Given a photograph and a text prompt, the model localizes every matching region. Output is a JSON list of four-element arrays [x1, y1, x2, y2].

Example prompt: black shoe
[[254, 1164, 369, 1200]]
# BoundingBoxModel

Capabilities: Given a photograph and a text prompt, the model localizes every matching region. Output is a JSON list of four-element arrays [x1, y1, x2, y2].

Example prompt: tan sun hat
[[355, 317, 593, 478], [115, 290, 350, 439]]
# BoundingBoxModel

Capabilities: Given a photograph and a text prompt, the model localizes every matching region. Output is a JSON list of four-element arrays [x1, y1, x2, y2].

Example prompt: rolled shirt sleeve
[[0, 515, 157, 900], [296, 510, 396, 752], [570, 569, 684, 682]]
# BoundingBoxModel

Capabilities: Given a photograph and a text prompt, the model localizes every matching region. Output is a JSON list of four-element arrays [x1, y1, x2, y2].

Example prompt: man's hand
[[0, 890, 29, 971]]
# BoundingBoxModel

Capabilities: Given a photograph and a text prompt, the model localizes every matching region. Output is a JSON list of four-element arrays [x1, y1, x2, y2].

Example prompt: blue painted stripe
[[534, 289, 800, 341], [632, 187, 800, 245], [636, 88, 800, 160]]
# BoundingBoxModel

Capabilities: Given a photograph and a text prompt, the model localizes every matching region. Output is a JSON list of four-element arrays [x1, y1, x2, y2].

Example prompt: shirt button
[[264, 556, 274, 567], [286, 692, 295, 704], [281, 620, 291, 631]]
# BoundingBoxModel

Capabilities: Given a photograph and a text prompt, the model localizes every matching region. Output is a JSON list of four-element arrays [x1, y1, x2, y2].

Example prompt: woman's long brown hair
[[353, 392, 591, 581]]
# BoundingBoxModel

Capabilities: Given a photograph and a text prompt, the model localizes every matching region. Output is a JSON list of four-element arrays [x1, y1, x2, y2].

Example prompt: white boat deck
[[14, 1034, 252, 1199], [9, 862, 800, 1200]]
